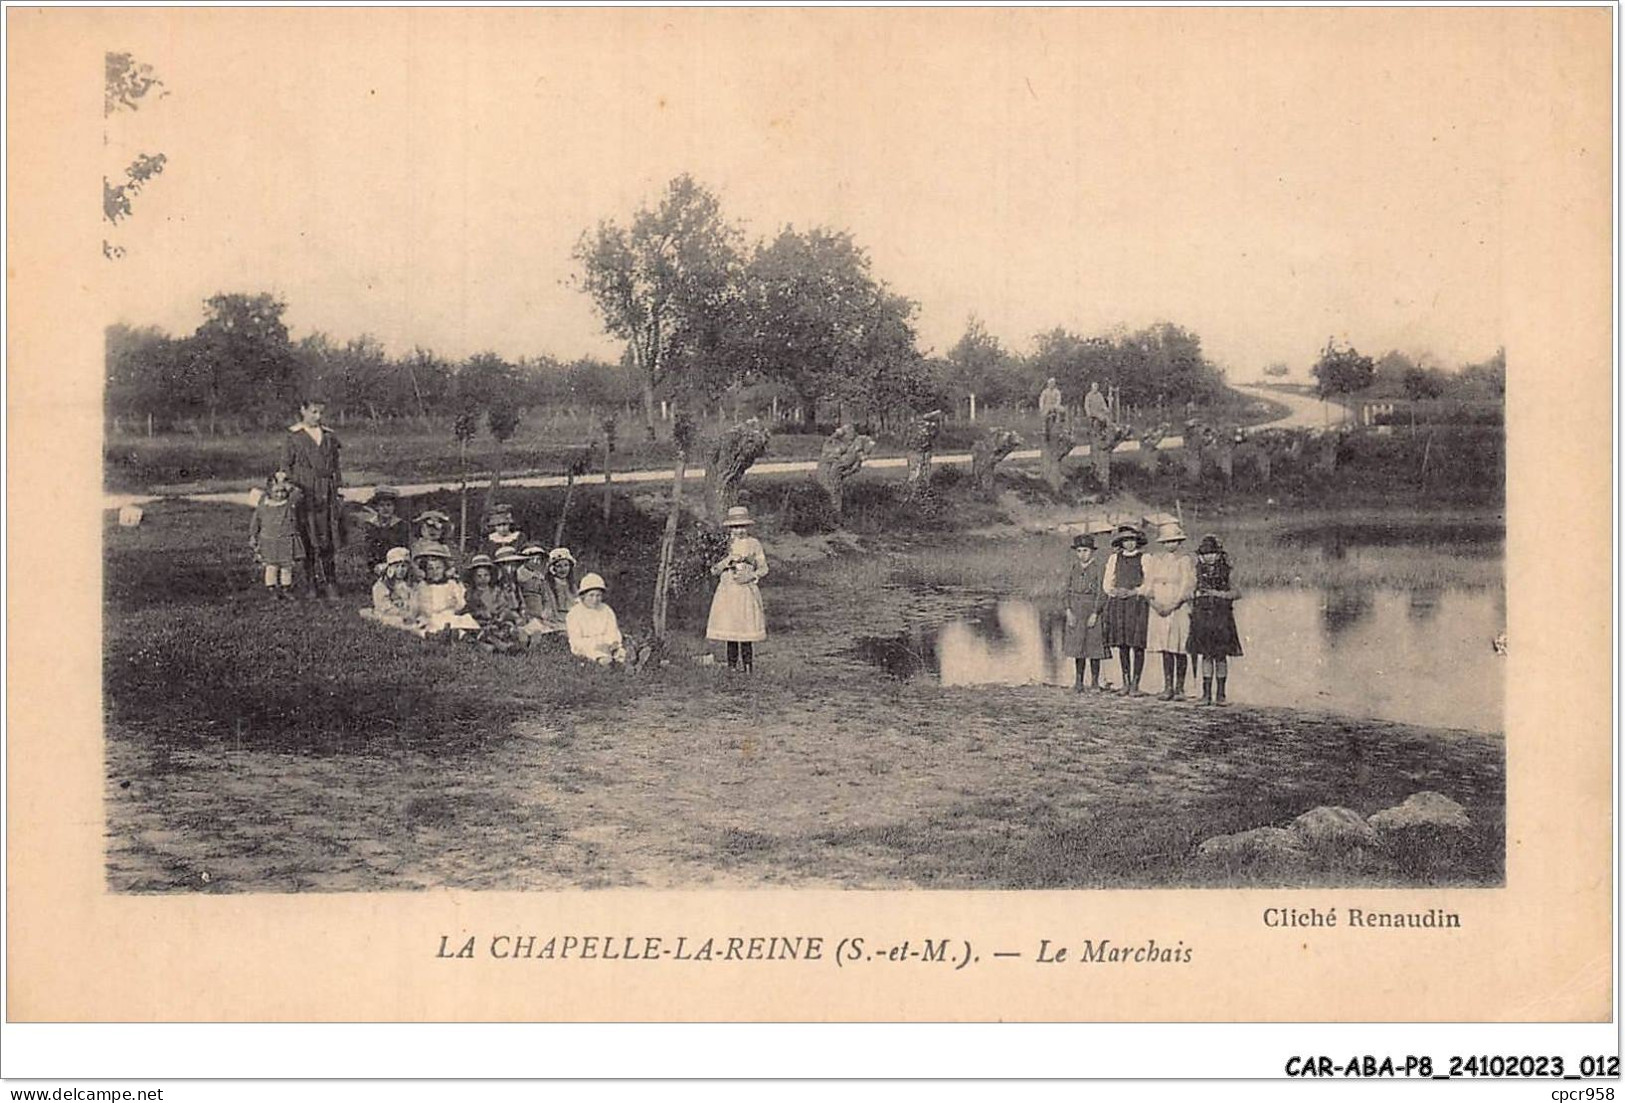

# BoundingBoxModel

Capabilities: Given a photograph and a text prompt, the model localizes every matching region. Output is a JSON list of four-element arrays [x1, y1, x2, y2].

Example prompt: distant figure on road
[[1085, 381, 1112, 429], [1039, 377, 1064, 420]]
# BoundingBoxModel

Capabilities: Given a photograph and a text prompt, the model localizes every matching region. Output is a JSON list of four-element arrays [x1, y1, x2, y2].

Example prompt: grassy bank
[[104, 480, 1504, 891]]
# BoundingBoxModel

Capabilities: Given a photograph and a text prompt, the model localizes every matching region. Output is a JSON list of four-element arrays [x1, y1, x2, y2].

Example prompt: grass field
[[104, 480, 1504, 892]]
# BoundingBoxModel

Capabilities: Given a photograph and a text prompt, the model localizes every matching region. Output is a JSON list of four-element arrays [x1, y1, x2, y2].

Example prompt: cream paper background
[[6, 7, 1612, 1022]]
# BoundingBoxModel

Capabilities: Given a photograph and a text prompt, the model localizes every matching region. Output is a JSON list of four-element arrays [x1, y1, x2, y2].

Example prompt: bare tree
[[903, 410, 944, 497], [816, 424, 875, 518], [702, 418, 770, 520], [969, 427, 1023, 494]]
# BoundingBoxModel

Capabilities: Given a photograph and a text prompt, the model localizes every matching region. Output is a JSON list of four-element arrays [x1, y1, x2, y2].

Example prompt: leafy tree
[[1401, 365, 1445, 402], [400, 347, 453, 419], [1310, 338, 1376, 401], [105, 52, 166, 115], [574, 175, 743, 440], [103, 53, 169, 260], [105, 323, 183, 429], [943, 316, 1015, 415], [729, 226, 921, 426], [1262, 362, 1290, 379], [485, 398, 524, 508], [189, 293, 298, 431], [1457, 348, 1505, 399]]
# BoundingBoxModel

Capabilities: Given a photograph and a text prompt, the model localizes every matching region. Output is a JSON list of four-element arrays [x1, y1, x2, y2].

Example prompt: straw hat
[[413, 541, 454, 561], [384, 546, 412, 566], [1071, 534, 1096, 550], [371, 485, 400, 502], [548, 547, 577, 564], [1111, 524, 1145, 548], [722, 505, 755, 528], [577, 572, 607, 595], [467, 553, 496, 572], [520, 544, 547, 557], [493, 546, 526, 565], [414, 509, 451, 526], [1156, 521, 1189, 544]]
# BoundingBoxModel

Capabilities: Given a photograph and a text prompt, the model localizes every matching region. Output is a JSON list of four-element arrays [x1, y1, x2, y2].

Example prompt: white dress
[[416, 580, 480, 634], [706, 535, 768, 642], [1141, 551, 1195, 652], [566, 602, 626, 663]]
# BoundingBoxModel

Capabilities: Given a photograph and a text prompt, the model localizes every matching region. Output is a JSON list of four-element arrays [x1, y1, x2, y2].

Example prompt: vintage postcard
[[5, 6, 1613, 1025]]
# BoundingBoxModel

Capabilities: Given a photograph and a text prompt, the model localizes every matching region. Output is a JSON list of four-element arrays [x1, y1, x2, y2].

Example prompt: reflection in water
[[1319, 587, 1375, 638], [855, 586, 1505, 734]]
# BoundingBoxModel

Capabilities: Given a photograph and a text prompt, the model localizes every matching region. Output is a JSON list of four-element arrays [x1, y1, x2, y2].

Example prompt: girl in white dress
[[413, 543, 480, 638], [1142, 521, 1196, 700], [706, 505, 768, 672]]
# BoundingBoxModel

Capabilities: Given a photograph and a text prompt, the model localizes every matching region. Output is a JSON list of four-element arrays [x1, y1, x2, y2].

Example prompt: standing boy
[[281, 397, 345, 598]]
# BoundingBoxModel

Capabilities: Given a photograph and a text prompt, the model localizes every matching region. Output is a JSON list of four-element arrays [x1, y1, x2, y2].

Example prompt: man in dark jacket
[[281, 398, 345, 598]]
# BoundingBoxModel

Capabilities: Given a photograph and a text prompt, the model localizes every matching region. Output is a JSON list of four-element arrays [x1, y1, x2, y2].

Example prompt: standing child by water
[[248, 471, 304, 600], [706, 506, 769, 672], [1102, 524, 1150, 696], [360, 547, 421, 631], [1143, 521, 1196, 701], [1062, 533, 1111, 692], [1188, 534, 1243, 706]]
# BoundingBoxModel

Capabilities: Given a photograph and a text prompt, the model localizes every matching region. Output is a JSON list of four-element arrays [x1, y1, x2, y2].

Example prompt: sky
[[101, 8, 1511, 381]]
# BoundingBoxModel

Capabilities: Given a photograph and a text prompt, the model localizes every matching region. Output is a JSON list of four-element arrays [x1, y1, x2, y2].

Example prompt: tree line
[[106, 175, 1235, 438]]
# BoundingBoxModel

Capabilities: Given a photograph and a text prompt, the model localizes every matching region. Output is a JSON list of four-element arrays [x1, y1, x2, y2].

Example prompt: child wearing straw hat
[[706, 505, 769, 672], [1102, 523, 1151, 695], [1187, 534, 1243, 706], [1143, 520, 1197, 700], [411, 510, 457, 567], [480, 503, 527, 562], [1062, 533, 1111, 692], [519, 546, 578, 641], [465, 553, 528, 654], [412, 543, 479, 637], [360, 546, 421, 632], [567, 573, 628, 665]]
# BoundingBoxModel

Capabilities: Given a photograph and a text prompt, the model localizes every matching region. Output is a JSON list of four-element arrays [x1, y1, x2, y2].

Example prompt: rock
[[1368, 792, 1474, 879], [1196, 826, 1305, 864], [1291, 806, 1380, 852], [117, 504, 144, 527], [1368, 792, 1471, 834]]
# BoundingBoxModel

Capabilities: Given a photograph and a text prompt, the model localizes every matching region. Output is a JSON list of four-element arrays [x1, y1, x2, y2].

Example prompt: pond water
[[851, 584, 1505, 734]]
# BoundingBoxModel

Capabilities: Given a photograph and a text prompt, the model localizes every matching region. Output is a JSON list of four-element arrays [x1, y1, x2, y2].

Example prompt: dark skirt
[[1187, 596, 1243, 657], [1062, 614, 1110, 659], [1102, 594, 1149, 649]]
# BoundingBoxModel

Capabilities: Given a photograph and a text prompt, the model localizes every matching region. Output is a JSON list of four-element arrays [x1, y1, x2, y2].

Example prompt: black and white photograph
[[6, 5, 1613, 1039], [98, 9, 1509, 896]]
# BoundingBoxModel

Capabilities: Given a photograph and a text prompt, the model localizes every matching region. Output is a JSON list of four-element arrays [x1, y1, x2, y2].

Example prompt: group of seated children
[[355, 490, 632, 665]]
